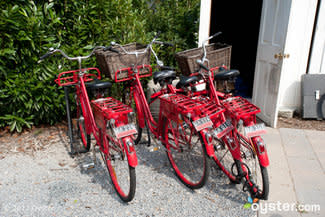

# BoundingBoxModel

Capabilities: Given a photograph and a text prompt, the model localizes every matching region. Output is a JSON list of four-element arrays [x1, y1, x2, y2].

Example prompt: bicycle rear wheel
[[163, 116, 210, 189], [123, 87, 142, 145], [101, 129, 136, 202]]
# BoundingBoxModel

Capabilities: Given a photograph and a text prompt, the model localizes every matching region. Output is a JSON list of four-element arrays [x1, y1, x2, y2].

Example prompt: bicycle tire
[[76, 104, 91, 151], [102, 130, 136, 202], [239, 137, 269, 200], [163, 116, 210, 189]]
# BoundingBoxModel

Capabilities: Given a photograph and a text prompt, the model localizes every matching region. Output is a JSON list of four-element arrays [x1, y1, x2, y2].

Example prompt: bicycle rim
[[101, 134, 136, 202], [163, 117, 210, 189]]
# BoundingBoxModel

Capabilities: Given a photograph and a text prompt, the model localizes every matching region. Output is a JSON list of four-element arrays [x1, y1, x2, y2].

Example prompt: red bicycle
[[40, 47, 138, 202], [175, 33, 269, 200], [106, 36, 226, 189]]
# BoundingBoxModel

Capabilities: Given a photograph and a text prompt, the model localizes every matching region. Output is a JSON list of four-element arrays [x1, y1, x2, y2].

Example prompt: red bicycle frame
[[119, 66, 218, 157], [56, 68, 138, 167]]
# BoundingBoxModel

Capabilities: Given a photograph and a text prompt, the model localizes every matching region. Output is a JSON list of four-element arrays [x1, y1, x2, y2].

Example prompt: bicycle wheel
[[101, 127, 136, 202], [123, 87, 142, 145], [76, 104, 91, 151], [212, 136, 238, 183], [238, 136, 269, 200], [163, 116, 210, 189]]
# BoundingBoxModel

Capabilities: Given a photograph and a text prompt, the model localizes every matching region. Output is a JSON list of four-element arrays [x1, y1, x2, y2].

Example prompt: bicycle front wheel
[[101, 133, 136, 202], [163, 116, 210, 189], [239, 136, 269, 200]]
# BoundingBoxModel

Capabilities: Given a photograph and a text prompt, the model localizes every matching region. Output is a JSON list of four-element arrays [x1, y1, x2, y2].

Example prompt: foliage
[[0, 0, 200, 132]]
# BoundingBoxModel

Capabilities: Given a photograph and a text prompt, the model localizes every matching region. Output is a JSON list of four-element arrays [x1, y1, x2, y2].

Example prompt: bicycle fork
[[226, 131, 269, 199]]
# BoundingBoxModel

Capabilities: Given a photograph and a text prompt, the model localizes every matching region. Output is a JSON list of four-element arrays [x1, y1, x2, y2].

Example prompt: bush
[[0, 0, 200, 132]]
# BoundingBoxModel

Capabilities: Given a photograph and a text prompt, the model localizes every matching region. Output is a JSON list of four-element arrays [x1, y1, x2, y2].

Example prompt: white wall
[[198, 0, 211, 47], [277, 0, 318, 111], [308, 0, 325, 74]]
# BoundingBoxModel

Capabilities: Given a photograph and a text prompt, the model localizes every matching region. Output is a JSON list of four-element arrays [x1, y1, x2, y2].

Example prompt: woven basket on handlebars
[[175, 43, 231, 75], [95, 43, 151, 80]]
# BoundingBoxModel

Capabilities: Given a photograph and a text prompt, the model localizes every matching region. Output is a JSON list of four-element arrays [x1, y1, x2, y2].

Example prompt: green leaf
[[10, 120, 16, 132]]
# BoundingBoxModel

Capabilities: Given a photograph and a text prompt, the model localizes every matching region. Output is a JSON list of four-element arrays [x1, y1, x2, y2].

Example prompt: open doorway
[[209, 0, 263, 97]]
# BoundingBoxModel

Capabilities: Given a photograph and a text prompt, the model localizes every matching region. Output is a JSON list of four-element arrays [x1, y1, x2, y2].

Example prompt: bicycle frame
[[122, 67, 216, 157]]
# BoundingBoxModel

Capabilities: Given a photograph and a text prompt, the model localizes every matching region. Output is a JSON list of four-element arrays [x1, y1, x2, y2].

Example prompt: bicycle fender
[[123, 138, 138, 167], [258, 151, 269, 167], [252, 136, 269, 167], [200, 130, 214, 157]]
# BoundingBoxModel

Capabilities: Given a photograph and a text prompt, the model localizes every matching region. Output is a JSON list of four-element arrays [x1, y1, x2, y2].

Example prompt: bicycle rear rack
[[159, 94, 204, 114], [159, 94, 225, 125], [91, 97, 133, 120], [200, 101, 226, 125], [222, 96, 260, 119]]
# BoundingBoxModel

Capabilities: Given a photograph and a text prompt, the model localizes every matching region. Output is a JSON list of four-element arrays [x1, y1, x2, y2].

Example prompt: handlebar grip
[[153, 41, 174, 47], [197, 61, 210, 71], [162, 41, 174, 47], [109, 47, 120, 53], [103, 46, 119, 53], [211, 31, 222, 38], [154, 31, 161, 40], [40, 52, 52, 60]]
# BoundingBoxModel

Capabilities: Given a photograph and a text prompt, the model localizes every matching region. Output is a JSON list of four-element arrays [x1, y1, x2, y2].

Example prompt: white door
[[252, 0, 292, 127], [308, 0, 325, 74]]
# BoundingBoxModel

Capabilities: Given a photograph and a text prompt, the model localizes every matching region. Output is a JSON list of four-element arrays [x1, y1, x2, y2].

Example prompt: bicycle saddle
[[86, 79, 112, 90], [176, 75, 199, 89], [214, 69, 240, 81], [153, 70, 176, 84]]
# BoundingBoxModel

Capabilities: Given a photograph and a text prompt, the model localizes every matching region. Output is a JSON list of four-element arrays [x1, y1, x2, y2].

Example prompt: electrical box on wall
[[302, 74, 325, 119]]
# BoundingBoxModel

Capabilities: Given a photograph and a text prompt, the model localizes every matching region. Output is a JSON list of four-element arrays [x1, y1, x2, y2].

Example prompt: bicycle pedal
[[111, 154, 122, 160], [82, 162, 95, 169]]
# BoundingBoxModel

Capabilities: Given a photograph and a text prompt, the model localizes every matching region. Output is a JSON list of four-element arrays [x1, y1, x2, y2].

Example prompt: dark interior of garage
[[209, 0, 263, 97]]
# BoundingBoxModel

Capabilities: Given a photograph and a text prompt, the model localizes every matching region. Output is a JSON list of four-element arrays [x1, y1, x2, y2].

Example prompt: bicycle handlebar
[[103, 46, 119, 53], [109, 33, 171, 67], [198, 31, 222, 65], [39, 46, 106, 62], [196, 60, 210, 72], [153, 41, 174, 47], [202, 31, 222, 46]]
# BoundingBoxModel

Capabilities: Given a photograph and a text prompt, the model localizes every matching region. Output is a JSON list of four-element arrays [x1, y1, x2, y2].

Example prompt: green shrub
[[0, 0, 200, 132]]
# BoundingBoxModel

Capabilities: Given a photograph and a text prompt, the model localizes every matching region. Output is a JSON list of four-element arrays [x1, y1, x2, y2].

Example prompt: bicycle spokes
[[164, 117, 210, 189]]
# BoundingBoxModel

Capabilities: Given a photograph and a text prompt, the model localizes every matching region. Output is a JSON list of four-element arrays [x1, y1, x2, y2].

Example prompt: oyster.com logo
[[243, 196, 259, 210]]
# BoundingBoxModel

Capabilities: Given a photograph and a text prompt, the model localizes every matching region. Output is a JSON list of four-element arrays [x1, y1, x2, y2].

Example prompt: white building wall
[[198, 0, 211, 47]]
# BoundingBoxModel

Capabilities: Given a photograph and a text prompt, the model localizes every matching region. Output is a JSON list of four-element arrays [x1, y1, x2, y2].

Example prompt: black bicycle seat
[[153, 70, 176, 84], [86, 80, 112, 90], [176, 75, 199, 89], [214, 69, 240, 81]]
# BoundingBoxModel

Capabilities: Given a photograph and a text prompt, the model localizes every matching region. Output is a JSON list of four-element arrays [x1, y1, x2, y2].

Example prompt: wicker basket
[[95, 43, 151, 80], [175, 43, 231, 75]]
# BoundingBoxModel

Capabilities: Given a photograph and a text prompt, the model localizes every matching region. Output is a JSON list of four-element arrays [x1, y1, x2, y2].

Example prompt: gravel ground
[[0, 125, 256, 217]]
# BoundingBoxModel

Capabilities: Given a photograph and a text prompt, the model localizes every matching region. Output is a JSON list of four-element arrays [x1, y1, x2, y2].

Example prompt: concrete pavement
[[259, 127, 325, 216]]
